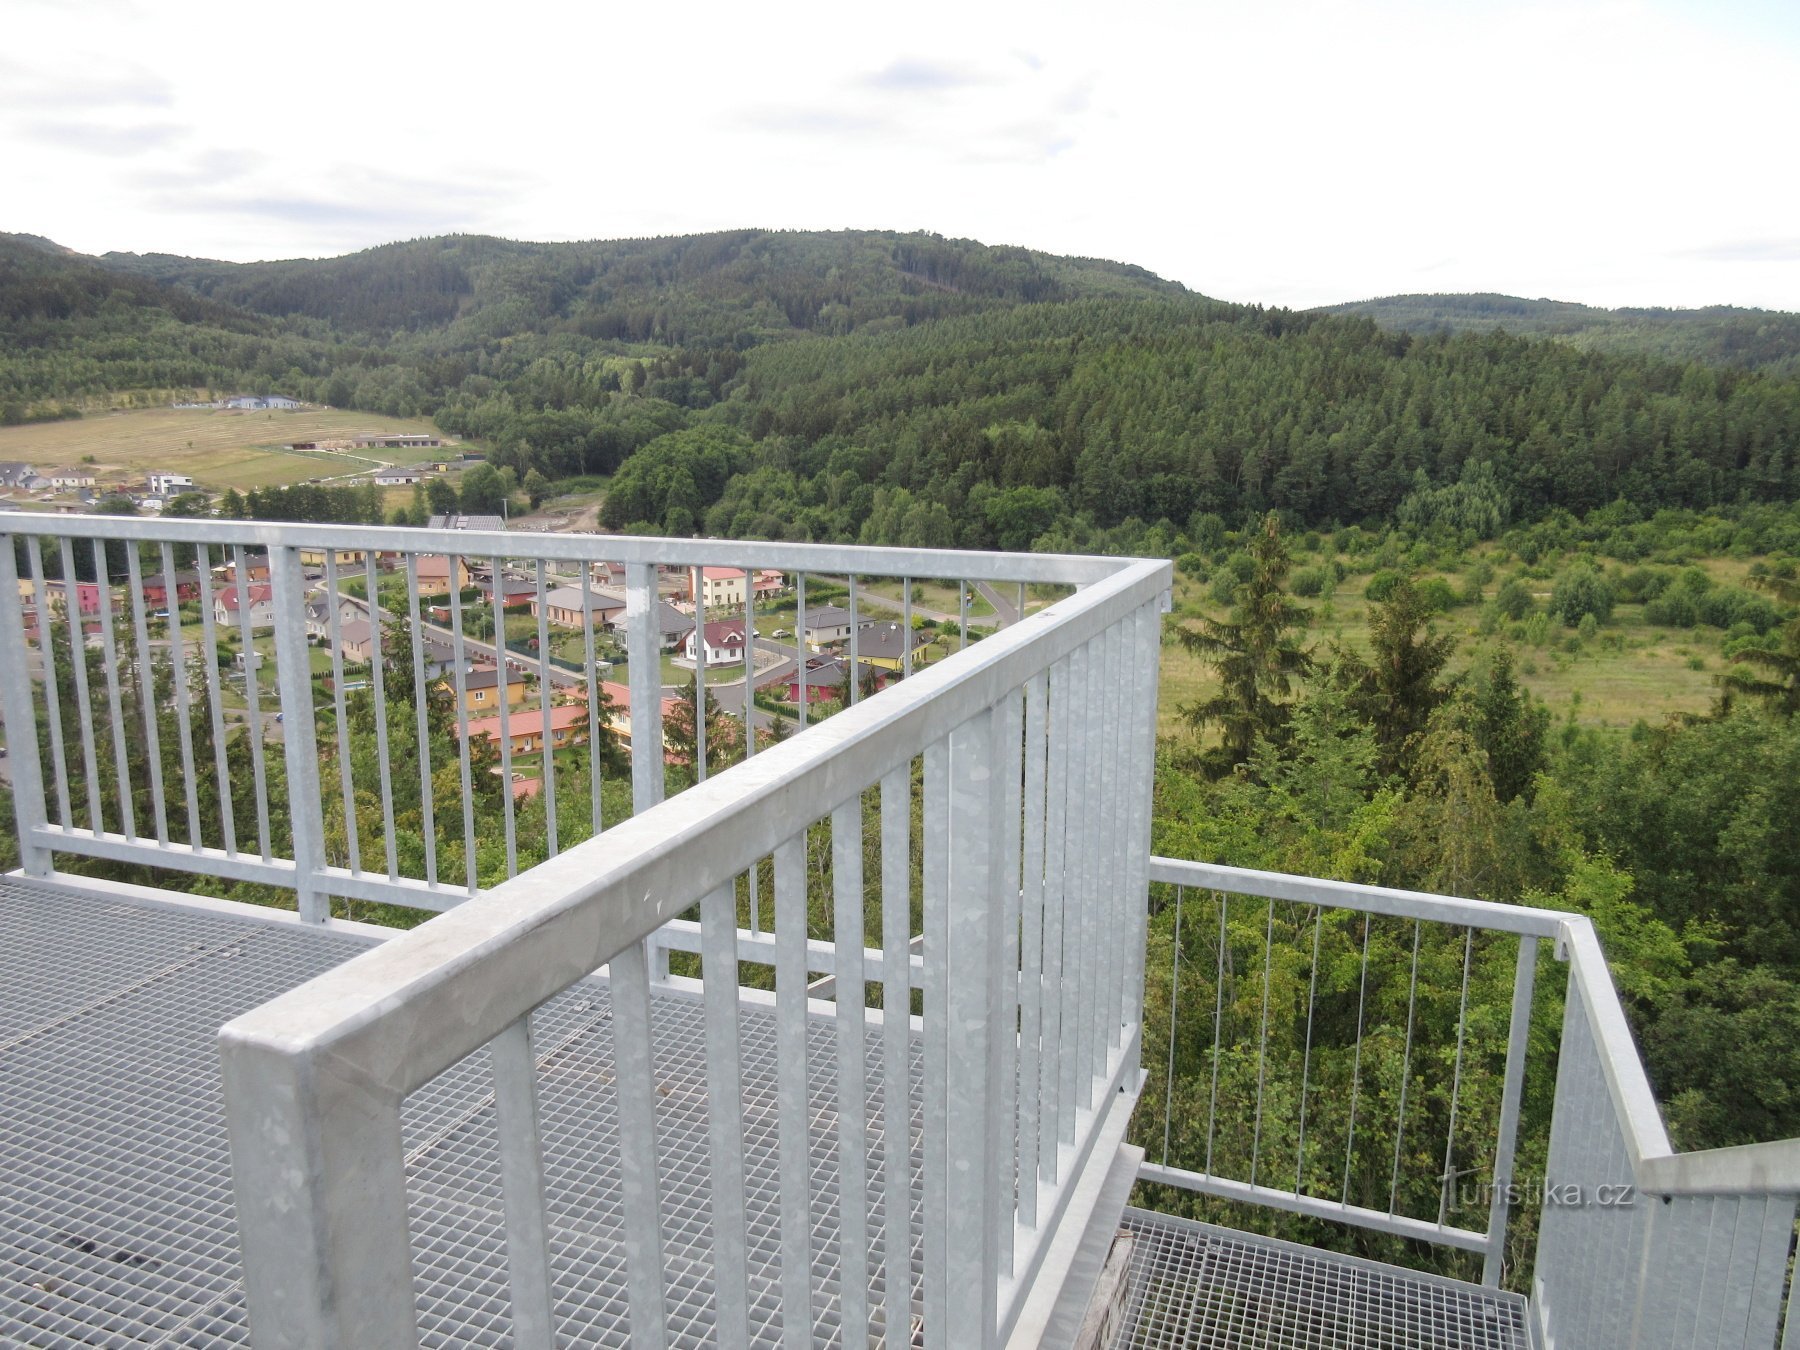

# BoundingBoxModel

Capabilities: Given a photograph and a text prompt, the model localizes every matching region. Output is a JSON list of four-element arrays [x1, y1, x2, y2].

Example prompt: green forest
[[3, 225, 1798, 1281]]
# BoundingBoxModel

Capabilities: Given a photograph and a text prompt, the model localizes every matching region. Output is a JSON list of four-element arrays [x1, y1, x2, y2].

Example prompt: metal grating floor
[[1114, 1209, 1529, 1350], [0, 879, 927, 1348]]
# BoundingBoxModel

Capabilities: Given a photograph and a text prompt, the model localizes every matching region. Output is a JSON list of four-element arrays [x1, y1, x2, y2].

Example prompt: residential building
[[449, 664, 530, 712], [684, 620, 748, 667], [373, 466, 425, 487], [783, 654, 888, 703], [147, 472, 196, 496], [337, 620, 377, 665], [222, 394, 303, 410], [414, 554, 471, 595], [296, 546, 369, 568], [850, 620, 933, 672], [478, 572, 536, 609], [47, 467, 96, 491], [459, 702, 591, 756], [802, 604, 855, 649], [427, 513, 506, 533], [140, 571, 201, 607], [532, 584, 627, 630], [41, 579, 104, 616], [305, 595, 367, 641], [0, 462, 37, 488], [214, 584, 276, 629], [686, 566, 749, 610]]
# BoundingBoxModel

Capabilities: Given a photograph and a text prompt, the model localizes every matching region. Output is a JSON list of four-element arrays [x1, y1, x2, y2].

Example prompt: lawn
[[0, 407, 450, 493]]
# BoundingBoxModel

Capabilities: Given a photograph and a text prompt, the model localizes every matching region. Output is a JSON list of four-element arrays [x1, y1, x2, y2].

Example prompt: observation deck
[[0, 514, 1792, 1348]]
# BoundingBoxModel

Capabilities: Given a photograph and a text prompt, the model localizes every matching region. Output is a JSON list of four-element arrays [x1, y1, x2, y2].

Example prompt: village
[[15, 540, 981, 803]]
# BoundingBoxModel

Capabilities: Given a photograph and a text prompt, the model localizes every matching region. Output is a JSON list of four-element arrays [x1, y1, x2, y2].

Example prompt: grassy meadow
[[0, 408, 448, 493], [1159, 544, 1767, 742]]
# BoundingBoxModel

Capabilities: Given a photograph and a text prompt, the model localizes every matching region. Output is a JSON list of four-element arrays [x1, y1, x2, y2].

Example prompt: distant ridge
[[1316, 291, 1800, 376]]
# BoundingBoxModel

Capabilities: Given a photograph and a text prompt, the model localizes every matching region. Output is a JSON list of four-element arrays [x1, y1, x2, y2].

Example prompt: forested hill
[[1319, 292, 1800, 378], [4, 228, 1800, 549]]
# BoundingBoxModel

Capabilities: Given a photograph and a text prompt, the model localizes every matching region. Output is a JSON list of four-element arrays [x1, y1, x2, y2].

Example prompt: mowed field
[[0, 408, 448, 492]]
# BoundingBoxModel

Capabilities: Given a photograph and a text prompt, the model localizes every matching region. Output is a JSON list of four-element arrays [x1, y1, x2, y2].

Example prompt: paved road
[[971, 579, 1021, 628]]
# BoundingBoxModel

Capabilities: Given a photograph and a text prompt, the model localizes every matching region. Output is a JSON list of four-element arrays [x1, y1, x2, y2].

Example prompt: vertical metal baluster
[[1097, 623, 1125, 1058], [848, 575, 859, 704], [25, 544, 72, 830], [944, 707, 1002, 1347], [1162, 885, 1184, 1168], [795, 573, 808, 728], [1015, 582, 1025, 628], [1295, 906, 1324, 1194], [625, 563, 664, 816], [690, 565, 707, 782], [1389, 920, 1423, 1216], [490, 1018, 555, 1350], [364, 553, 397, 881], [1058, 642, 1090, 1126], [194, 545, 235, 854], [270, 547, 325, 921], [741, 567, 756, 766], [1206, 893, 1227, 1176], [492, 554, 518, 876], [921, 739, 949, 1345], [1484, 936, 1538, 1287], [124, 548, 168, 845], [448, 563, 477, 892], [1342, 915, 1372, 1204], [1439, 927, 1476, 1228], [959, 581, 968, 651], [94, 540, 137, 841], [159, 543, 201, 848], [614, 566, 667, 1343], [532, 558, 556, 856], [831, 798, 870, 1342], [1040, 655, 1073, 1164], [1016, 672, 1048, 1225], [59, 539, 105, 836], [1249, 897, 1276, 1188], [1121, 601, 1160, 1074], [774, 832, 814, 1346], [325, 557, 359, 875], [902, 577, 914, 678], [580, 572, 602, 838], [610, 936, 668, 1350], [231, 545, 270, 860], [994, 689, 1024, 1282], [1076, 637, 1105, 1108], [406, 555, 438, 886], [879, 766, 914, 1342], [0, 538, 52, 875], [700, 880, 749, 1334]]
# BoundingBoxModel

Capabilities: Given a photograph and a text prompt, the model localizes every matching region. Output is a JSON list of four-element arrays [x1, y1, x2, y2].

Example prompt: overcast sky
[[7, 0, 1798, 312]]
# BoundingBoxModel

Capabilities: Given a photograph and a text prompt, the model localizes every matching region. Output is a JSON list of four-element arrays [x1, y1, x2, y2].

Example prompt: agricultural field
[[0, 407, 450, 493]]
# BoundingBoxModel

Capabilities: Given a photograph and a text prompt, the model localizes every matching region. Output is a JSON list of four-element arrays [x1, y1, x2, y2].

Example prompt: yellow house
[[852, 620, 933, 672], [297, 546, 369, 568], [440, 664, 530, 712], [415, 554, 472, 596]]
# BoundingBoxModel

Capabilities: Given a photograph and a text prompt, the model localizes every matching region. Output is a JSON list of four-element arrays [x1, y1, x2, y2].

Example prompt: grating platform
[[1114, 1209, 1529, 1350], [0, 878, 926, 1348]]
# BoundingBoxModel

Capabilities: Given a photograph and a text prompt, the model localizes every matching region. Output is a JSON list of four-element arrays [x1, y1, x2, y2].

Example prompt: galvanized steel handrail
[[217, 554, 1169, 1349]]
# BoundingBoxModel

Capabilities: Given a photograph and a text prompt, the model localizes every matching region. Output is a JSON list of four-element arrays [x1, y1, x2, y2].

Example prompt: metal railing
[[0, 513, 1099, 922], [0, 516, 1153, 1348], [1136, 858, 1800, 1347]]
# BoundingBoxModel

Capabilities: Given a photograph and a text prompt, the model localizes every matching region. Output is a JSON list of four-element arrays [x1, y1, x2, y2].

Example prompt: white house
[[47, 467, 96, 491], [692, 566, 749, 610], [215, 583, 276, 630], [684, 620, 748, 667], [147, 472, 196, 496], [802, 604, 855, 649]]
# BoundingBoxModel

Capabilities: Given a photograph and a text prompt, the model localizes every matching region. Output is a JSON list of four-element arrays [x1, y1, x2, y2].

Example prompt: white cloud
[[2, 0, 1796, 310]]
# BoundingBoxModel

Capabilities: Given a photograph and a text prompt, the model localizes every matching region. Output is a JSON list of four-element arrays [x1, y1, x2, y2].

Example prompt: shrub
[[1175, 552, 1207, 578], [1550, 564, 1614, 627], [1365, 569, 1403, 603], [1417, 577, 1458, 612], [1644, 590, 1700, 628], [1494, 578, 1535, 620], [1616, 567, 1669, 604], [1290, 567, 1329, 598]]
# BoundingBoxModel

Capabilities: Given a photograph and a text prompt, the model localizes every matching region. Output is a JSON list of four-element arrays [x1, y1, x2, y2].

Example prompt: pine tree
[[1176, 511, 1311, 772]]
